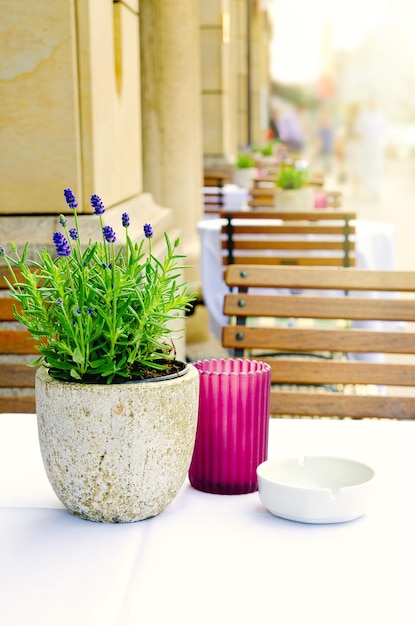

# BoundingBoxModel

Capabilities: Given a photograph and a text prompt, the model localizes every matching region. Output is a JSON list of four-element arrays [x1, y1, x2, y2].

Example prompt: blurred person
[[277, 104, 306, 154], [355, 98, 388, 198], [269, 107, 281, 140]]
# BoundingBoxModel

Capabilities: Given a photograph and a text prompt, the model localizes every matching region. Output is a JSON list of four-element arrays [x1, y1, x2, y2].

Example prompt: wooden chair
[[222, 264, 415, 419], [203, 167, 234, 216], [219, 210, 356, 268], [0, 267, 39, 413], [203, 174, 226, 215]]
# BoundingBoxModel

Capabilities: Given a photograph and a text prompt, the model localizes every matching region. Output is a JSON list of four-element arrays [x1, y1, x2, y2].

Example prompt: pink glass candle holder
[[189, 358, 271, 495]]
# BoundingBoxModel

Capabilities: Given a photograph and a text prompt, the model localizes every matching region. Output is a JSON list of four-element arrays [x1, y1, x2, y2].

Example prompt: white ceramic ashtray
[[257, 456, 375, 524]]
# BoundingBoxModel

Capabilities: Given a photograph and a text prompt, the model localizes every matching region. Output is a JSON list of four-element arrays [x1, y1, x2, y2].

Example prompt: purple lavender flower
[[87, 308, 93, 316], [122, 213, 130, 228], [63, 189, 78, 209], [59, 214, 67, 227], [69, 228, 78, 240], [91, 194, 105, 215], [143, 223, 153, 239], [103, 225, 116, 243], [57, 298, 63, 305], [53, 232, 71, 257]]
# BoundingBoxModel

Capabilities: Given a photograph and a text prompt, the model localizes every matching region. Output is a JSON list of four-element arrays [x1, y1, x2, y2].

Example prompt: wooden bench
[[219, 210, 356, 268], [223, 264, 415, 419], [0, 266, 39, 413]]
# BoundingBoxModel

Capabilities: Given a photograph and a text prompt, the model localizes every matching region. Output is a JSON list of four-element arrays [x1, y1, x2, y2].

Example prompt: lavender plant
[[0, 189, 195, 383]]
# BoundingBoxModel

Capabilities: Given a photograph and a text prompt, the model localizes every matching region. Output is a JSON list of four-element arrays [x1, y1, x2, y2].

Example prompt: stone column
[[139, 0, 203, 279], [200, 0, 238, 166]]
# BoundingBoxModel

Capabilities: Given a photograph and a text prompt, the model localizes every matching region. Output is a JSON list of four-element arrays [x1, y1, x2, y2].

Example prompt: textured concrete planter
[[275, 187, 314, 211], [234, 167, 256, 189], [35, 364, 199, 523]]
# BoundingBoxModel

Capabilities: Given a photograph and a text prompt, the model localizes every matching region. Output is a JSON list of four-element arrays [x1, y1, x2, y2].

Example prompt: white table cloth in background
[[1, 413, 415, 626], [197, 218, 396, 340]]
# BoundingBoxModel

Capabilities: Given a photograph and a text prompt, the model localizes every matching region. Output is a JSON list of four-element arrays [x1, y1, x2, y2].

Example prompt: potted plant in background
[[253, 143, 276, 170], [275, 163, 314, 211], [234, 151, 256, 188], [0, 189, 200, 523]]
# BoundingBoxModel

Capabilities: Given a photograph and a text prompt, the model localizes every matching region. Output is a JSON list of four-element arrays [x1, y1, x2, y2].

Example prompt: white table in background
[[197, 218, 397, 340], [1, 413, 414, 626]]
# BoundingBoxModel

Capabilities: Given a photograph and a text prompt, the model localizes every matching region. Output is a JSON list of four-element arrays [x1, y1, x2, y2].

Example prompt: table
[[1, 414, 414, 626], [197, 218, 397, 340]]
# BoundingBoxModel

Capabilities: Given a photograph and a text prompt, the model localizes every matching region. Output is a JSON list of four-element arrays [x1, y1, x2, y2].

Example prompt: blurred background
[[1, 0, 415, 356], [270, 0, 415, 273]]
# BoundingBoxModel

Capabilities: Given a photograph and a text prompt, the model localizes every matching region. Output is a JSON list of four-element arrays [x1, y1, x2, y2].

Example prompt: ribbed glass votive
[[189, 358, 271, 495]]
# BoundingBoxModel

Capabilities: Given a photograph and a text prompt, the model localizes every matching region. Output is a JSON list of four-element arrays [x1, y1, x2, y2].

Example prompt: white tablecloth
[[1, 414, 414, 626], [197, 218, 397, 340]]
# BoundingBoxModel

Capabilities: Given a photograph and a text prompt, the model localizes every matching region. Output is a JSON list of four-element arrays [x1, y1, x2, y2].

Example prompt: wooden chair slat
[[251, 174, 325, 187], [222, 326, 415, 355], [223, 256, 349, 267], [257, 358, 415, 386], [1, 330, 39, 354], [0, 299, 18, 320], [221, 224, 356, 235], [221, 240, 354, 252], [224, 265, 415, 291], [0, 267, 25, 283], [0, 396, 37, 414], [0, 364, 39, 388], [224, 294, 415, 321], [269, 393, 415, 420], [247, 199, 344, 210], [220, 210, 354, 221]]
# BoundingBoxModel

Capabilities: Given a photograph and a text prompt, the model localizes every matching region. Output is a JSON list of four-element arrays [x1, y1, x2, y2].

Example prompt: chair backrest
[[203, 167, 234, 216], [203, 174, 226, 215], [219, 210, 356, 268], [0, 267, 39, 413], [248, 172, 327, 208], [223, 264, 415, 419]]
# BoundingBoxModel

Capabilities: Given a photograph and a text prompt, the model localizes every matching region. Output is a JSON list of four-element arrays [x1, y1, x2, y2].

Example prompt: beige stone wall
[[235, 0, 249, 149], [236, 0, 272, 149], [200, 0, 272, 164], [249, 5, 272, 147], [0, 1, 141, 214], [0, 2, 81, 213], [200, 0, 240, 165], [139, 0, 203, 287], [76, 0, 142, 210], [200, 0, 224, 156]]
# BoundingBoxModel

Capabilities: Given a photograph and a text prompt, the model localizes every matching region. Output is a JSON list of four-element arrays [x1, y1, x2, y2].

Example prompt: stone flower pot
[[234, 167, 256, 189], [35, 364, 199, 523], [275, 187, 314, 211]]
